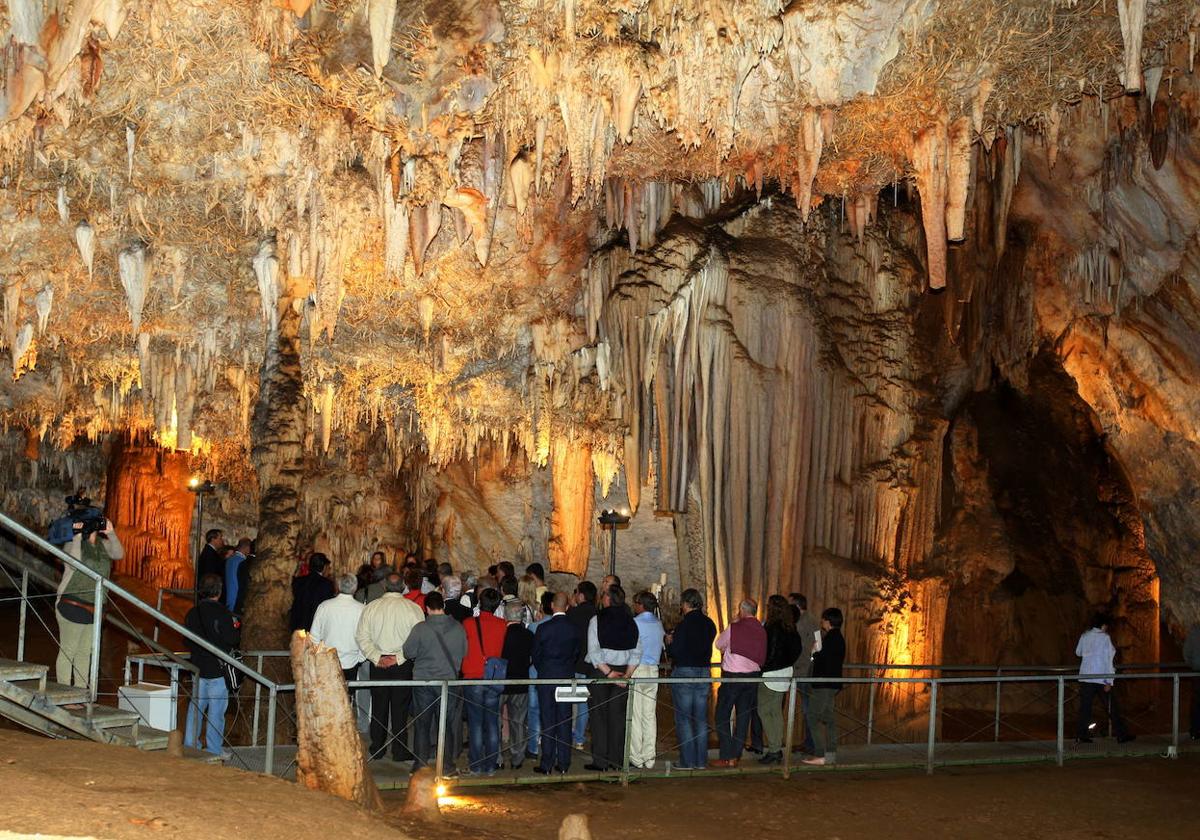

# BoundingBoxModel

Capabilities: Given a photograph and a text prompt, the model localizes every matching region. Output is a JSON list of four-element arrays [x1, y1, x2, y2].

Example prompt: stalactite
[[175, 361, 194, 451], [320, 381, 335, 454], [12, 323, 33, 377], [1117, 0, 1147, 93], [367, 0, 396, 79], [409, 203, 442, 276], [910, 118, 949, 290], [795, 107, 823, 222], [253, 237, 281, 332], [118, 242, 149, 334], [510, 152, 533, 214], [74, 221, 95, 277], [993, 126, 1022, 263], [34, 285, 52, 335], [946, 116, 972, 242]]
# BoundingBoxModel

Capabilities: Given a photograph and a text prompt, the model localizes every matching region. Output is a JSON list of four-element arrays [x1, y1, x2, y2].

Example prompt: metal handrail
[[0, 512, 275, 691], [0, 542, 195, 675]]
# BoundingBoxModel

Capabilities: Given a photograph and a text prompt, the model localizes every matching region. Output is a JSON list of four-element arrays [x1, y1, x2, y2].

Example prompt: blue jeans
[[527, 681, 541, 754], [571, 672, 589, 745], [464, 683, 502, 773], [185, 675, 228, 756], [672, 666, 710, 768]]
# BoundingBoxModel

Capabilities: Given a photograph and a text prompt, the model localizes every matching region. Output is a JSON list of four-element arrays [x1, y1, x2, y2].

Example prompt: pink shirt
[[715, 625, 760, 673]]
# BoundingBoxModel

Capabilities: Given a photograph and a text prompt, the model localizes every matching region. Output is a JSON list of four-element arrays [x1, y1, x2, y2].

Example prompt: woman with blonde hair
[[517, 574, 540, 626]]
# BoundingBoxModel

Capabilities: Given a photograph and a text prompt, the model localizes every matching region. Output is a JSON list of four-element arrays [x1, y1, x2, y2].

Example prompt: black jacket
[[197, 544, 224, 587], [185, 599, 241, 680], [811, 628, 846, 691], [531, 614, 582, 680], [762, 624, 805, 672], [501, 624, 534, 695], [566, 602, 597, 676], [289, 572, 335, 632], [667, 609, 717, 668]]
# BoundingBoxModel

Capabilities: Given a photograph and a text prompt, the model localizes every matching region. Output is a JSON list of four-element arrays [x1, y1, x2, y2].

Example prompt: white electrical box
[[118, 682, 175, 731]]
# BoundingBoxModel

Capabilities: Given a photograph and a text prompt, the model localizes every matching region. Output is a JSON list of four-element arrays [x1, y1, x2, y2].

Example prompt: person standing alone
[[1074, 613, 1134, 744], [184, 573, 240, 758]]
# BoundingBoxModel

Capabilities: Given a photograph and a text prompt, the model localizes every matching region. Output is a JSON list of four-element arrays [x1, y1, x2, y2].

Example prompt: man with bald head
[[531, 591, 581, 774], [711, 598, 766, 767]]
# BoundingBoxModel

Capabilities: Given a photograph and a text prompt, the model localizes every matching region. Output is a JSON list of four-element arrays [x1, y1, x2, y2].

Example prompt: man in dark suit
[[196, 529, 225, 597], [289, 553, 336, 632], [566, 580, 598, 748], [531, 591, 582, 774]]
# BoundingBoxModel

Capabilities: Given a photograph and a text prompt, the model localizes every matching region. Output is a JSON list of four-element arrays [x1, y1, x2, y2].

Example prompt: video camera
[[48, 493, 101, 546]]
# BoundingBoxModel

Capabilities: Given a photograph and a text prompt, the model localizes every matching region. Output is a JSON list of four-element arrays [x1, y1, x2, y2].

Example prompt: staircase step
[[65, 704, 142, 729], [110, 723, 170, 750], [0, 658, 47, 682], [12, 679, 91, 706]]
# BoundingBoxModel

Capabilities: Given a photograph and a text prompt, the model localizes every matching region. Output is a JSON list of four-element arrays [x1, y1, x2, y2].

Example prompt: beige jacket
[[354, 592, 425, 666]]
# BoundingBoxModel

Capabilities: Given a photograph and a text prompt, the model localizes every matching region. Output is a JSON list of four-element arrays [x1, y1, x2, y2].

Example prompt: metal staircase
[[0, 511, 269, 764], [0, 656, 174, 750]]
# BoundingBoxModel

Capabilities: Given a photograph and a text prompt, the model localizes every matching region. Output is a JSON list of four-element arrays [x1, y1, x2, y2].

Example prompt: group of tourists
[[272, 552, 849, 776]]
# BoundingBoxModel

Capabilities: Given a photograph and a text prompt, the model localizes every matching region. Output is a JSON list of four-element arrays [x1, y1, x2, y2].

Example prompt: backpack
[[48, 515, 75, 547]]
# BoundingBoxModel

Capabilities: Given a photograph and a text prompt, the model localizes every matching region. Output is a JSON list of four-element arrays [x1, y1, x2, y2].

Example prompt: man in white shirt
[[355, 573, 426, 762], [1075, 613, 1133, 744], [310, 573, 366, 687]]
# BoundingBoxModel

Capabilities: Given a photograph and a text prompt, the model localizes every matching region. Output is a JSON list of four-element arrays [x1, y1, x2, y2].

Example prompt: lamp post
[[597, 508, 631, 577], [188, 477, 216, 600]]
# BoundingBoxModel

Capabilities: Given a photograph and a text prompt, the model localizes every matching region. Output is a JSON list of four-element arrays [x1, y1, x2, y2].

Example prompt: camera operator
[[54, 494, 124, 694]]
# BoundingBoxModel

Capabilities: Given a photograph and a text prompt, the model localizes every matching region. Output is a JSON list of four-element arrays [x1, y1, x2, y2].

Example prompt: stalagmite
[[74, 221, 95, 277], [367, 0, 396, 79], [402, 768, 441, 820], [118, 242, 149, 334], [910, 119, 949, 290], [795, 108, 823, 222], [289, 631, 382, 810], [34, 286, 52, 335], [1116, 0, 1147, 93], [946, 116, 972, 242]]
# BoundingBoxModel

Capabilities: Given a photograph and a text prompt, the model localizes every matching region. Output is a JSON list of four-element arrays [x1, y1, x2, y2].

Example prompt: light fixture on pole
[[597, 508, 631, 577], [188, 477, 216, 600]]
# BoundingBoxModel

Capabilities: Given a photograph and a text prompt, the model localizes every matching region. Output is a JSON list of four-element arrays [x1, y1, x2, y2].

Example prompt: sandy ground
[[2, 730, 1199, 840]]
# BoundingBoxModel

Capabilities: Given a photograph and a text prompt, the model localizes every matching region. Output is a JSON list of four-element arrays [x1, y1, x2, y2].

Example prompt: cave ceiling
[[0, 0, 1198, 485]]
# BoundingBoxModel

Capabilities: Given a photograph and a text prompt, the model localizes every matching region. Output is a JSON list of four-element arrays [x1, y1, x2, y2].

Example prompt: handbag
[[220, 648, 245, 693], [475, 618, 507, 697]]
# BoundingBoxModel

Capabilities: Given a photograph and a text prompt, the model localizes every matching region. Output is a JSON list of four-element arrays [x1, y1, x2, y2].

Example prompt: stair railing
[[0, 511, 281, 771]]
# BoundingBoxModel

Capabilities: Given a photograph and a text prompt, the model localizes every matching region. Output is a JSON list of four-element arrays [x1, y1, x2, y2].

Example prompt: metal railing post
[[265, 686, 278, 776], [252, 654, 264, 747], [435, 681, 449, 779], [925, 679, 937, 775], [621, 677, 634, 786], [866, 668, 877, 745], [1055, 676, 1064, 767], [153, 589, 164, 644], [17, 569, 28, 661], [993, 668, 1002, 742], [782, 677, 797, 780], [89, 576, 104, 702], [1171, 673, 1180, 754]]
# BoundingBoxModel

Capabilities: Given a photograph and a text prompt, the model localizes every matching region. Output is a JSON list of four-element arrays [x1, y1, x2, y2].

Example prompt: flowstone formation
[[0, 0, 1198, 675]]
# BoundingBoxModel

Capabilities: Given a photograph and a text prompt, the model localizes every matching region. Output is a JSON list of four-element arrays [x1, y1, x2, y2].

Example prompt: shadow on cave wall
[[940, 348, 1155, 668]]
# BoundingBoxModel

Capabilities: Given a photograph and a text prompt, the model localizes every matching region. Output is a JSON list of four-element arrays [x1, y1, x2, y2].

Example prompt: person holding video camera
[[53, 493, 124, 692]]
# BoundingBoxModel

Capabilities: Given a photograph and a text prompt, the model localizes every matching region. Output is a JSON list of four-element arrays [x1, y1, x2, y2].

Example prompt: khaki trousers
[[56, 612, 95, 688], [757, 682, 787, 753], [629, 664, 659, 768]]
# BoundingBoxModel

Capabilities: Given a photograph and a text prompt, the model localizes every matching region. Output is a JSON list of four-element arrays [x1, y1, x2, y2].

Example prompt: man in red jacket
[[462, 588, 508, 775], [711, 599, 766, 767]]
